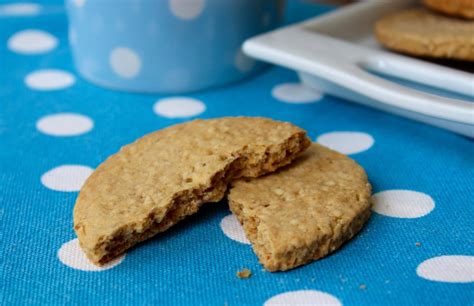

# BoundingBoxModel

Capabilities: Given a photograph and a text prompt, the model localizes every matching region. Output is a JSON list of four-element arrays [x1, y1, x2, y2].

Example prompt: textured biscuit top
[[423, 0, 474, 19], [228, 143, 371, 271], [74, 117, 310, 264], [375, 9, 474, 61]]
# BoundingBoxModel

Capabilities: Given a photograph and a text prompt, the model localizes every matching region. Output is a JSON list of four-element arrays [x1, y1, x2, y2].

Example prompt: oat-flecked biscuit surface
[[74, 117, 310, 265], [424, 0, 474, 19], [375, 9, 474, 61], [228, 143, 371, 272]]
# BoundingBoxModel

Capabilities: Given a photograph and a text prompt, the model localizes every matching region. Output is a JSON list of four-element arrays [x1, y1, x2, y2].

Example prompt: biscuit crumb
[[237, 268, 252, 279], [359, 284, 367, 290], [415, 242, 421, 247]]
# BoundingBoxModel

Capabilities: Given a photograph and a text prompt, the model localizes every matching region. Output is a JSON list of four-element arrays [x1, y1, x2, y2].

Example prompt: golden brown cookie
[[375, 9, 474, 61], [74, 117, 310, 265], [228, 143, 371, 272], [423, 0, 474, 19]]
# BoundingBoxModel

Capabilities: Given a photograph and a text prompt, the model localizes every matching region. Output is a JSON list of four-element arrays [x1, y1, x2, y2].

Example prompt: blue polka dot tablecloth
[[1, 1, 473, 305]]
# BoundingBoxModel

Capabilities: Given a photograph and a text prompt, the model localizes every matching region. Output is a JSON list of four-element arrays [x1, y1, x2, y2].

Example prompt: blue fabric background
[[1, 1, 473, 305]]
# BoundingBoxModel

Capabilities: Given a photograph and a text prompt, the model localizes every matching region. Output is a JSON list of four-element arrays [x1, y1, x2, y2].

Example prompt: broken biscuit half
[[228, 143, 371, 272], [74, 117, 310, 265]]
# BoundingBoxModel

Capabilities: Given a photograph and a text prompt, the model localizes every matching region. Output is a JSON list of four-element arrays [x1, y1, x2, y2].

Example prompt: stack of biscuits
[[73, 117, 372, 272], [375, 0, 474, 62]]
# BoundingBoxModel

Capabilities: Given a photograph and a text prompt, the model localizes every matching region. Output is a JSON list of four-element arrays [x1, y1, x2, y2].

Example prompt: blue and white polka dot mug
[[66, 0, 283, 93]]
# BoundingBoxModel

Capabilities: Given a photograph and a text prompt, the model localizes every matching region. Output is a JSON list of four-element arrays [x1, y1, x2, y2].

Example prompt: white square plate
[[243, 0, 474, 137]]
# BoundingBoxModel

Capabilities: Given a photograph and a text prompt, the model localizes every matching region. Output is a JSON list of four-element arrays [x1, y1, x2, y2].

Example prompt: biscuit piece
[[375, 9, 474, 61], [228, 143, 371, 272], [424, 0, 474, 19], [74, 117, 310, 265], [236, 268, 252, 279]]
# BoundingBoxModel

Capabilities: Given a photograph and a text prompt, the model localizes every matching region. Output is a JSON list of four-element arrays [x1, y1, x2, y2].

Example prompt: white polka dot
[[417, 255, 474, 283], [169, 0, 205, 20], [58, 239, 124, 271], [73, 0, 85, 7], [25, 69, 76, 91], [0, 3, 41, 16], [153, 97, 205, 118], [265, 290, 342, 306], [220, 214, 250, 244], [235, 49, 255, 73], [109, 47, 141, 79], [7, 30, 57, 54], [317, 132, 374, 155], [371, 190, 435, 218], [36, 113, 93, 137], [41, 165, 93, 192], [272, 83, 322, 104]]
